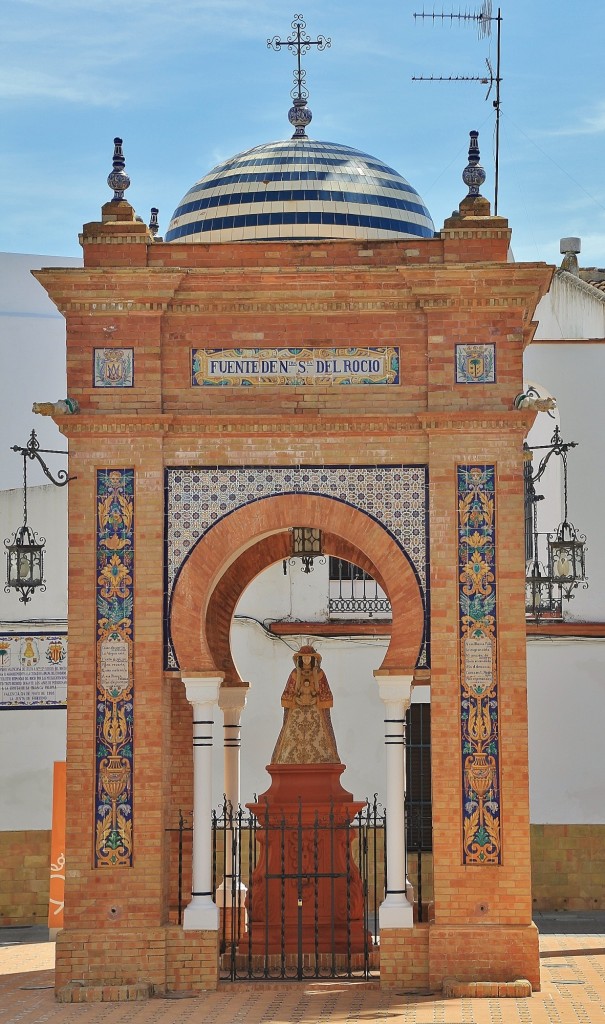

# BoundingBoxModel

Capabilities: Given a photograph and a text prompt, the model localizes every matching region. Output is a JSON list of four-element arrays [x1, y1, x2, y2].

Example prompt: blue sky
[[2, 0, 605, 266]]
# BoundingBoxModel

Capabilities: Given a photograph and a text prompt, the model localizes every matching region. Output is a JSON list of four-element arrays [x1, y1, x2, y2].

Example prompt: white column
[[182, 674, 223, 931], [216, 685, 249, 907], [375, 672, 414, 930]]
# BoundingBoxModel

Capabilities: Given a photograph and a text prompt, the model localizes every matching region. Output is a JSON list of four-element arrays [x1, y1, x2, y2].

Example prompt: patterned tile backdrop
[[165, 465, 429, 668]]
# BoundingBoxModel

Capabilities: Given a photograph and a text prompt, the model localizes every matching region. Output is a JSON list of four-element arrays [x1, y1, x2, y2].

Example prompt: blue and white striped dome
[[165, 139, 434, 243]]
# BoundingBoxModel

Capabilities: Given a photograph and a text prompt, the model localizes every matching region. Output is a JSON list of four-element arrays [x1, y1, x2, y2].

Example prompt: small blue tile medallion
[[455, 344, 495, 384], [94, 348, 134, 388]]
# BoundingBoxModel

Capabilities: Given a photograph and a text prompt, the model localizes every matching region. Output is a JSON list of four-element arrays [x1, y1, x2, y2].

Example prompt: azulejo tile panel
[[93, 348, 134, 387], [0, 632, 67, 708], [458, 465, 501, 865], [95, 469, 134, 867], [165, 465, 429, 668], [455, 344, 496, 384], [192, 347, 399, 386]]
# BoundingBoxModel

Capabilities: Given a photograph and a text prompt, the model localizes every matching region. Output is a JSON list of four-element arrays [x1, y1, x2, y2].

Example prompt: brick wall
[[0, 830, 50, 926], [531, 824, 605, 910], [55, 925, 219, 993]]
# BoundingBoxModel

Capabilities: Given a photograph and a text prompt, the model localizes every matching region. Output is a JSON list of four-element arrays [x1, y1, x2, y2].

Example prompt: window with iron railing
[[328, 557, 391, 619]]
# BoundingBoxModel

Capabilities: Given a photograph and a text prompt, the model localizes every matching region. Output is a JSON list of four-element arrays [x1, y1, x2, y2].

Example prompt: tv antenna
[[412, 3, 502, 213]]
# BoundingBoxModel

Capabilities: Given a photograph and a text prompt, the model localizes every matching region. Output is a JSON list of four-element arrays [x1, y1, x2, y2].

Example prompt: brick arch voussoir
[[170, 494, 423, 675]]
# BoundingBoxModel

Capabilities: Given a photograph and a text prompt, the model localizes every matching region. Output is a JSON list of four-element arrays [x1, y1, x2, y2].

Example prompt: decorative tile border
[[458, 465, 501, 864], [165, 465, 429, 668], [192, 347, 399, 386], [455, 344, 495, 384], [95, 469, 134, 867], [93, 348, 134, 387], [0, 632, 67, 708]]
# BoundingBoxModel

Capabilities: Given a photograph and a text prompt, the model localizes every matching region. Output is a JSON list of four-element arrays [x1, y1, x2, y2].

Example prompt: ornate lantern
[[525, 426, 587, 620], [5, 523, 46, 603], [290, 527, 323, 574], [4, 430, 73, 604], [548, 521, 586, 594]]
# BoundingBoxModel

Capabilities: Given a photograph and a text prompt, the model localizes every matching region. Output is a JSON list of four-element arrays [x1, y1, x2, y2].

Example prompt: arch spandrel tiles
[[164, 465, 429, 670]]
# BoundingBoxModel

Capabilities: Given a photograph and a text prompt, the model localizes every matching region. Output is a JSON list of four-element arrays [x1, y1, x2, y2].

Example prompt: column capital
[[374, 672, 413, 707], [182, 673, 223, 707], [218, 683, 250, 714]]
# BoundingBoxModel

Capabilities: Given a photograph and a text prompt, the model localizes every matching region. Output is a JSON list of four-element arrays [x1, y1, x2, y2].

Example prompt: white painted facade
[[0, 251, 604, 838], [0, 254, 76, 832], [0, 483, 67, 830], [525, 266, 605, 825]]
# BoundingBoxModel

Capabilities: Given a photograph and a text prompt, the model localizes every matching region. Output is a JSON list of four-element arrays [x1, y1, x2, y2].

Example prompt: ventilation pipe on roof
[[560, 236, 581, 276]]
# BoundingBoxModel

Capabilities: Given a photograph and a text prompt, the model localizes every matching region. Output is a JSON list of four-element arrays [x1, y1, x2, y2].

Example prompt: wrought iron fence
[[166, 786, 434, 975], [166, 810, 193, 925], [211, 796, 385, 981]]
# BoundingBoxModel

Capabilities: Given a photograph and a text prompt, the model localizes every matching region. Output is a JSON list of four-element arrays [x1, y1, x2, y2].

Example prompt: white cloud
[[0, 0, 280, 107], [0, 68, 123, 105], [543, 102, 605, 138]]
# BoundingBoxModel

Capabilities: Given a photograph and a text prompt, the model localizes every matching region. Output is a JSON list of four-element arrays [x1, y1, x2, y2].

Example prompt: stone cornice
[[32, 269, 186, 316], [32, 262, 553, 317], [439, 227, 511, 239], [28, 295, 550, 316], [78, 233, 153, 246], [63, 300, 170, 314], [420, 409, 535, 435], [52, 410, 535, 439]]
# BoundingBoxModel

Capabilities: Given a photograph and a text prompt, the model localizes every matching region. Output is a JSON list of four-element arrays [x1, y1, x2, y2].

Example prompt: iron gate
[[211, 796, 385, 980]]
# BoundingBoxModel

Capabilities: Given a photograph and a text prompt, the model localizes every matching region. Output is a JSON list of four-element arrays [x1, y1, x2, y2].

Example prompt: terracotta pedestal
[[242, 763, 368, 954]]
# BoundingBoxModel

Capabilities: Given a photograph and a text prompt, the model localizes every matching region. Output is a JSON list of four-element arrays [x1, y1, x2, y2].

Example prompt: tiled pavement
[[1, 915, 604, 1024]]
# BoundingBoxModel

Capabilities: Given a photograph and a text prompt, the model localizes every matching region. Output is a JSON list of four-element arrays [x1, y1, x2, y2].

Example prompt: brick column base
[[165, 927, 220, 991], [428, 923, 540, 992], [55, 926, 220, 1000], [380, 925, 430, 990], [379, 922, 540, 994]]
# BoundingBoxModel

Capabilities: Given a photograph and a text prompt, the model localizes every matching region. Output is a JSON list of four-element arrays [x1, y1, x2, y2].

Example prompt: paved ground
[[1, 914, 604, 1024]]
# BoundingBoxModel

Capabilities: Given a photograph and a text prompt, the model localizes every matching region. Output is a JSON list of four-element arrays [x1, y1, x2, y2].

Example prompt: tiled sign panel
[[165, 465, 429, 668], [0, 633, 67, 708], [458, 464, 501, 865], [95, 469, 134, 867], [192, 347, 399, 386]]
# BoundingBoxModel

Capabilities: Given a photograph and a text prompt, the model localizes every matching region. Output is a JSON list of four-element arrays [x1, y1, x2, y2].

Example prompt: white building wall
[[524, 342, 605, 621], [0, 482, 68, 831], [534, 270, 605, 340], [0, 710, 66, 830], [0, 483, 68, 623], [524, 262, 605, 826], [527, 639, 605, 824], [0, 253, 76, 831], [0, 251, 75, 835], [0, 252, 81, 491]]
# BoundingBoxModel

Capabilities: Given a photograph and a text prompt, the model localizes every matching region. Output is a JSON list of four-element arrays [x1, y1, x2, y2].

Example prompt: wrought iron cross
[[268, 14, 331, 102]]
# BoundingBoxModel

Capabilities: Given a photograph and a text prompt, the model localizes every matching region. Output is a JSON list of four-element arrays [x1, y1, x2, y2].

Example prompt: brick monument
[[35, 126, 551, 998]]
